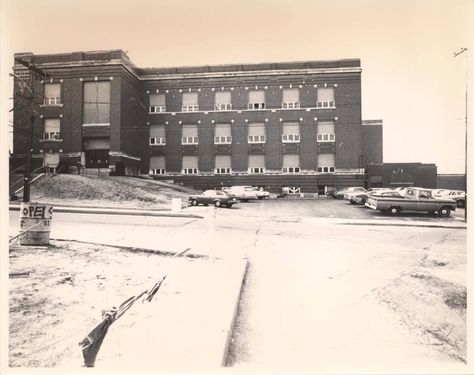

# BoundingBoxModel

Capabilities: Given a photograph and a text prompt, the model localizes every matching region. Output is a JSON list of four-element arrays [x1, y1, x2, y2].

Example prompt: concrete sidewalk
[[97, 257, 248, 371], [55, 254, 248, 371]]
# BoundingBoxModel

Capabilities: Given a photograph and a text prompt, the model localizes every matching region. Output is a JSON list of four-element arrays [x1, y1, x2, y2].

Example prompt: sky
[[0, 0, 472, 174]]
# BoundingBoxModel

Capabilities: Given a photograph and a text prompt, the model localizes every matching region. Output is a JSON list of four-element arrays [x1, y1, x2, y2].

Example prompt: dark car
[[351, 190, 402, 205], [189, 190, 239, 208]]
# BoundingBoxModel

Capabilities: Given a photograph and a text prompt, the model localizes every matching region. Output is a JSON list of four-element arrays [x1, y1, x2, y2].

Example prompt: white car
[[223, 186, 259, 202], [253, 187, 270, 200]]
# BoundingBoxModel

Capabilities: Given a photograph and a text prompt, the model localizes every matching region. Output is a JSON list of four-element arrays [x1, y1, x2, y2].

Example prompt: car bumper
[[365, 201, 377, 210]]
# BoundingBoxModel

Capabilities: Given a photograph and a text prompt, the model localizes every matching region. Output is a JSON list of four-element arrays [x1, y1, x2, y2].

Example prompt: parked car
[[223, 186, 259, 202], [342, 187, 367, 200], [365, 187, 457, 217], [253, 187, 270, 200], [350, 190, 401, 205], [189, 190, 239, 208], [332, 188, 351, 199], [433, 189, 466, 208]]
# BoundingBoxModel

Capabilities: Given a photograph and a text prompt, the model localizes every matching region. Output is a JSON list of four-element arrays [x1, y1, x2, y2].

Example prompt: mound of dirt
[[29, 174, 200, 208]]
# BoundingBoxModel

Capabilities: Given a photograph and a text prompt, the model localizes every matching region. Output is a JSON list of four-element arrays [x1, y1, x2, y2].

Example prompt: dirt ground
[[15, 174, 200, 209], [8, 240, 198, 367]]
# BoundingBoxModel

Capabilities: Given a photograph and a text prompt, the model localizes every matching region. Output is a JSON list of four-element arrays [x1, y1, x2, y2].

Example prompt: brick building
[[366, 163, 438, 189], [11, 49, 382, 194]]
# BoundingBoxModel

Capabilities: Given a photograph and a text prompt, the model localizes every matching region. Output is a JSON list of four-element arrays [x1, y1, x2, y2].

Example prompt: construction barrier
[[19, 202, 53, 246]]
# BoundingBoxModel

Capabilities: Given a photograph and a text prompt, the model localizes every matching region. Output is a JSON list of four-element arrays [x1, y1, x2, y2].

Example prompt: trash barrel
[[19, 202, 53, 246]]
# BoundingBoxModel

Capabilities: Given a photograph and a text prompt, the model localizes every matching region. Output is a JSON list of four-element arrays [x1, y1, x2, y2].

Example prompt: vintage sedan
[[341, 187, 367, 200], [188, 190, 239, 208]]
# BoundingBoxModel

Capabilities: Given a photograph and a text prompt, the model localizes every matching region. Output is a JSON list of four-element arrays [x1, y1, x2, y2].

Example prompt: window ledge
[[39, 104, 64, 108], [39, 139, 63, 143]]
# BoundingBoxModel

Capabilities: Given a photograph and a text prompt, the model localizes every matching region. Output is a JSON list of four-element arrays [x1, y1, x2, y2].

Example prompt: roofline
[[13, 50, 362, 80]]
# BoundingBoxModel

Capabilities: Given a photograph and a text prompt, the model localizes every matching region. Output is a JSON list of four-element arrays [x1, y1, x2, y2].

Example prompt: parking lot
[[194, 196, 466, 223]]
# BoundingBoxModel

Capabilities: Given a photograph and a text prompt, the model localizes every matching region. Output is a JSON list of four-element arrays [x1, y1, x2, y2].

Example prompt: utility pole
[[453, 48, 468, 222], [11, 58, 49, 202]]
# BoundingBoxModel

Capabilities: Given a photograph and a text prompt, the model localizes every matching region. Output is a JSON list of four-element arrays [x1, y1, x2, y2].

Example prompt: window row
[[40, 83, 336, 115], [149, 121, 336, 145], [149, 87, 336, 113], [149, 154, 335, 175]]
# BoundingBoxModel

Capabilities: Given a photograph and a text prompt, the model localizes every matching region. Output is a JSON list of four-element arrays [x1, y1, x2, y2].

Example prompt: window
[[282, 154, 300, 173], [248, 155, 265, 173], [43, 118, 60, 140], [214, 123, 232, 144], [149, 94, 166, 113], [248, 90, 265, 109], [182, 155, 198, 174], [149, 125, 166, 145], [317, 121, 335, 142], [316, 87, 335, 108], [317, 166, 335, 173], [215, 155, 231, 174], [317, 153, 335, 173], [43, 83, 61, 105], [317, 134, 335, 142], [215, 91, 232, 111], [83, 81, 110, 124], [182, 92, 199, 112], [282, 122, 300, 143], [149, 156, 166, 175], [182, 124, 198, 144], [248, 123, 266, 143], [282, 88, 300, 109]]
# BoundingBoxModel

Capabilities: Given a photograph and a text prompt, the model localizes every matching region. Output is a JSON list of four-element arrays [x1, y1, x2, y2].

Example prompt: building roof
[[14, 49, 361, 78]]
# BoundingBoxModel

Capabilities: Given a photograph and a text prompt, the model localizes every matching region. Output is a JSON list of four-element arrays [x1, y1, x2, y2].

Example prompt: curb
[[221, 258, 249, 367], [335, 221, 467, 229], [49, 238, 209, 259], [9, 205, 203, 219]]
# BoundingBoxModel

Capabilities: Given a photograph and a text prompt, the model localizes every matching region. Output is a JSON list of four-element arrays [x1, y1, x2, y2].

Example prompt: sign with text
[[20, 203, 53, 220]]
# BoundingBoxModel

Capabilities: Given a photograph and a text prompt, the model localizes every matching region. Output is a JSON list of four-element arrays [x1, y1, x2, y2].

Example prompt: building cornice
[[18, 59, 362, 82], [139, 67, 362, 81]]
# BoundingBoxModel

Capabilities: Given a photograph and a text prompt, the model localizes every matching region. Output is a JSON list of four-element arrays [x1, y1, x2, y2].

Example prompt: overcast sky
[[1, 0, 472, 173]]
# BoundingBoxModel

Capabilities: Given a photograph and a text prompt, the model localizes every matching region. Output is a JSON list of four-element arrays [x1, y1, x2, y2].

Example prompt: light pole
[[454, 47, 468, 222]]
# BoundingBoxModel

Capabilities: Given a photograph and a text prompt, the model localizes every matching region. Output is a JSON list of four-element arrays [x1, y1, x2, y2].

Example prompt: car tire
[[457, 200, 465, 208], [191, 199, 198, 206], [214, 200, 221, 207], [227, 204, 233, 208], [258, 196, 264, 200], [389, 206, 400, 215], [438, 206, 451, 218]]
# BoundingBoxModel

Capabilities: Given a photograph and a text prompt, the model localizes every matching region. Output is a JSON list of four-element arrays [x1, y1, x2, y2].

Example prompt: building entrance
[[85, 149, 109, 168], [84, 138, 110, 169]]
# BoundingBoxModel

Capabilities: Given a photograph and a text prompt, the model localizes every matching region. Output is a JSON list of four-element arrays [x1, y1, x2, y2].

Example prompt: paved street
[[8, 199, 467, 372]]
